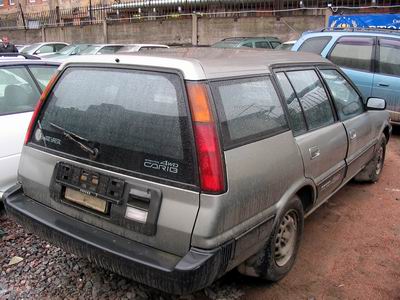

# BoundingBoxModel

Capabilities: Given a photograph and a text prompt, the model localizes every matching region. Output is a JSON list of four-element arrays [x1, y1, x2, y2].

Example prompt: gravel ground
[[0, 213, 245, 300], [1, 132, 399, 300]]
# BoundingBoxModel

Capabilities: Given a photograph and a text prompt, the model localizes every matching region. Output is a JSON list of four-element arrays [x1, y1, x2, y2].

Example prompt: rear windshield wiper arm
[[49, 122, 99, 159]]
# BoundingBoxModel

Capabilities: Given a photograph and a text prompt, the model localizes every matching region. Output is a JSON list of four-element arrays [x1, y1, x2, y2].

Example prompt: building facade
[[0, 0, 115, 14]]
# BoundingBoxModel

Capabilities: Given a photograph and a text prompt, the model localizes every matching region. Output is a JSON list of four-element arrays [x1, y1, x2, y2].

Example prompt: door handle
[[378, 83, 389, 87], [309, 146, 320, 160], [349, 129, 357, 140]]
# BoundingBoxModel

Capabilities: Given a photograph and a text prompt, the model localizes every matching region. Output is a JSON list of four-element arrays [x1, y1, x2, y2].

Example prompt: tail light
[[186, 82, 225, 193], [24, 72, 59, 145]]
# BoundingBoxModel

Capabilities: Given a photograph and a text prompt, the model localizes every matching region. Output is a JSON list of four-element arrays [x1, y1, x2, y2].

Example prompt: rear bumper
[[4, 186, 233, 295]]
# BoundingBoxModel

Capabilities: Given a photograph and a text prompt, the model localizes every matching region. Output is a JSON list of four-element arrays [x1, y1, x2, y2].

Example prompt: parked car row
[[0, 27, 396, 296], [15, 42, 169, 61]]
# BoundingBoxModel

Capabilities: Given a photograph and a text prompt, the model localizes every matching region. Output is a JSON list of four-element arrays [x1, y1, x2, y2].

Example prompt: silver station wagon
[[4, 48, 391, 294]]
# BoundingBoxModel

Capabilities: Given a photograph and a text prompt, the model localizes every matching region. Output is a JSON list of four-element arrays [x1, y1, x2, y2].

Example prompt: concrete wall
[[45, 24, 105, 44], [0, 15, 324, 46], [107, 19, 193, 45], [198, 15, 325, 45]]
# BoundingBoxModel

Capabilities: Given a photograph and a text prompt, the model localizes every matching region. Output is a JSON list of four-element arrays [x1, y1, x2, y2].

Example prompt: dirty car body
[[4, 49, 391, 294]]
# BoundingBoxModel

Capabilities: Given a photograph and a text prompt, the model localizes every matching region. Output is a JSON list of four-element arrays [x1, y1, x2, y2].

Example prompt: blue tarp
[[328, 14, 400, 30]]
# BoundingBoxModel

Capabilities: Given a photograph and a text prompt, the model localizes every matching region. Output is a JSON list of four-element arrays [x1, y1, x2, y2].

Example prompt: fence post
[[103, 19, 108, 43], [41, 25, 46, 42], [191, 13, 198, 46]]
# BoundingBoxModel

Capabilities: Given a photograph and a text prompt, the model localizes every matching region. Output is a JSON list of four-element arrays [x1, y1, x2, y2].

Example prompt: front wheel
[[354, 136, 386, 183], [238, 196, 304, 281]]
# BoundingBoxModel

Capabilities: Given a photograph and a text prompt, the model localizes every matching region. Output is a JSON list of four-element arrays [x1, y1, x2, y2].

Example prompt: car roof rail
[[0, 53, 41, 60], [319, 27, 400, 35]]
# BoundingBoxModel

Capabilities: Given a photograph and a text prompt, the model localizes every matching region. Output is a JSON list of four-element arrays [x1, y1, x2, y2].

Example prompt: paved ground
[[1, 131, 399, 300]]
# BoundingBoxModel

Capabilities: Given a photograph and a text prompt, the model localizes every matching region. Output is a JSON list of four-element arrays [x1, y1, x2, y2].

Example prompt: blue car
[[292, 29, 400, 125]]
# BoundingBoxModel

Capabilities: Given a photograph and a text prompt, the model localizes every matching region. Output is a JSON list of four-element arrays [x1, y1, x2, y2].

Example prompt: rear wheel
[[238, 196, 304, 281], [354, 136, 386, 183]]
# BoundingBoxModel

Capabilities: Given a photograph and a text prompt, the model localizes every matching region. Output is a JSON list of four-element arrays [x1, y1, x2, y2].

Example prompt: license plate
[[65, 187, 108, 213]]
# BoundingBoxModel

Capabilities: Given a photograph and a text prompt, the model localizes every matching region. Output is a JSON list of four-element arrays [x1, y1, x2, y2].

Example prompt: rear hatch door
[[20, 65, 200, 257]]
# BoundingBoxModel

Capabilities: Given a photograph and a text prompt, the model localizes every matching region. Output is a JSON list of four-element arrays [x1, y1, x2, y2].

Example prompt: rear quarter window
[[328, 36, 374, 72], [298, 36, 332, 54], [211, 76, 288, 148], [33, 67, 196, 185], [0, 66, 41, 116], [28, 65, 58, 89]]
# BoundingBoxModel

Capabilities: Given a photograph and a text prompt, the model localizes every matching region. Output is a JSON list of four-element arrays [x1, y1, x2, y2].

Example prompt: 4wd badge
[[144, 159, 179, 174]]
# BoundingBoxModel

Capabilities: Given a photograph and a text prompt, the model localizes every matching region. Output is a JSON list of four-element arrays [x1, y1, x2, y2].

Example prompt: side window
[[320, 69, 364, 121], [286, 70, 335, 130], [378, 39, 400, 76], [270, 41, 282, 49], [212, 76, 288, 146], [328, 36, 374, 72], [36, 45, 53, 54], [0, 66, 41, 116], [28, 65, 58, 89], [241, 42, 253, 48], [298, 36, 332, 54], [276, 72, 307, 135], [254, 41, 271, 49]]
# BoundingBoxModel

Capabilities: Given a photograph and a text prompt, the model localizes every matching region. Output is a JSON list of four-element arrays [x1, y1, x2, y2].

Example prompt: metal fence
[[1, 0, 399, 29]]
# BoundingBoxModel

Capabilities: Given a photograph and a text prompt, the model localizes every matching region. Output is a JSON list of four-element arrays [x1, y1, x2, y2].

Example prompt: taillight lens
[[24, 72, 59, 145], [186, 82, 225, 193]]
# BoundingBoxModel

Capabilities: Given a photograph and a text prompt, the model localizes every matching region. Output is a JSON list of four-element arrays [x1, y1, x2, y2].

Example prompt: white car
[[78, 44, 126, 55], [0, 57, 59, 202], [20, 42, 68, 56], [117, 44, 169, 53]]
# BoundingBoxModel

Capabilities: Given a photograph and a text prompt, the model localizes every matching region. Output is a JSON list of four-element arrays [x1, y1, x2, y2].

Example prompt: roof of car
[[126, 44, 169, 47], [30, 42, 69, 46], [222, 37, 280, 41], [60, 47, 332, 80], [90, 44, 126, 47], [0, 57, 60, 66], [303, 28, 400, 38]]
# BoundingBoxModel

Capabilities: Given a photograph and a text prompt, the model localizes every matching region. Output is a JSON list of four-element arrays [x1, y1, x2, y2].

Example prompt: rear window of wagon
[[32, 67, 197, 185]]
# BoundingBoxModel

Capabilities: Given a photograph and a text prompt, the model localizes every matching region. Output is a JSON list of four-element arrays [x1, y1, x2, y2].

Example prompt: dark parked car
[[212, 37, 282, 49]]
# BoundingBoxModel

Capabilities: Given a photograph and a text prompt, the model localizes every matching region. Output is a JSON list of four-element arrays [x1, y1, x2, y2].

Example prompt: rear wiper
[[49, 122, 99, 159]]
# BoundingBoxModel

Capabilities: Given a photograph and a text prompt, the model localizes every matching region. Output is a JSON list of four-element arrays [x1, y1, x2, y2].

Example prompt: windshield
[[79, 45, 102, 55], [20, 43, 41, 54], [211, 41, 241, 48], [58, 44, 91, 55]]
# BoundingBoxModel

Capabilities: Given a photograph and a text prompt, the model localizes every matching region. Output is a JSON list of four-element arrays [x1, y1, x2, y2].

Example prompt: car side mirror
[[34, 50, 40, 54], [366, 97, 386, 110]]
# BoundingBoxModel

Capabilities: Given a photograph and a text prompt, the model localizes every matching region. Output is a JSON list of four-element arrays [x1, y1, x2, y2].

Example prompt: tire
[[238, 196, 304, 281], [0, 201, 5, 217], [354, 136, 386, 183]]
